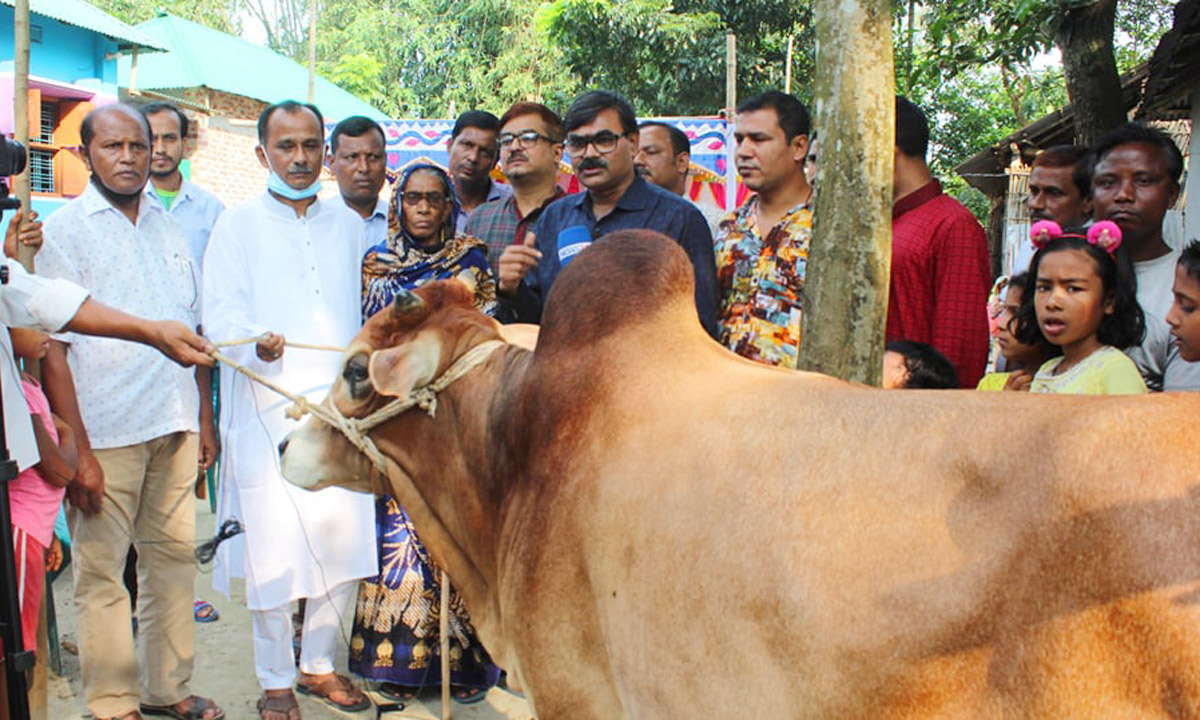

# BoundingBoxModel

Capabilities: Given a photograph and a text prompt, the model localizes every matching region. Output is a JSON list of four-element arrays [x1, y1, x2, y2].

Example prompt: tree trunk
[[800, 0, 894, 385], [1057, 0, 1124, 146]]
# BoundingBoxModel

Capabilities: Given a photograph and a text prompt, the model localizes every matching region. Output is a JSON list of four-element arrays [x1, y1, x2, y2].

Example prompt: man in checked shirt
[[888, 96, 991, 388]]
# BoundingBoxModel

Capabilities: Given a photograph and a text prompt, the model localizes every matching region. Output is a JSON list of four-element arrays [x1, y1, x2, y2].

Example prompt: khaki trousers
[[69, 431, 198, 719]]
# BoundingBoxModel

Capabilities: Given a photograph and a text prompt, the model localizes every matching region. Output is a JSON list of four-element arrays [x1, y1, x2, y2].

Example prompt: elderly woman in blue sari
[[351, 163, 498, 704]]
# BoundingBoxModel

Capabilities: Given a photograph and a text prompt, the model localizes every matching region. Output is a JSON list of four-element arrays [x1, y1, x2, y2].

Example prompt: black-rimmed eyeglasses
[[498, 130, 558, 150], [564, 130, 628, 156]]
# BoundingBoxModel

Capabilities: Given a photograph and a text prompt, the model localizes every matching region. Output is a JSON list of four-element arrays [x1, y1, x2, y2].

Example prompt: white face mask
[[264, 155, 321, 200]]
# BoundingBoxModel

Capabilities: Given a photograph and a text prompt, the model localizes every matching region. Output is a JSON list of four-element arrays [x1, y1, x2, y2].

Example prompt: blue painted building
[[0, 0, 162, 216]]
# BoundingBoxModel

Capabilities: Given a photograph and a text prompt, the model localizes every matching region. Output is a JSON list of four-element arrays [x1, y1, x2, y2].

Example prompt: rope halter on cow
[[210, 336, 506, 474]]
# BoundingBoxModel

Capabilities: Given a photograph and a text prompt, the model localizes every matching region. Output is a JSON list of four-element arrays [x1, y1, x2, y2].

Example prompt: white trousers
[[251, 579, 356, 690]]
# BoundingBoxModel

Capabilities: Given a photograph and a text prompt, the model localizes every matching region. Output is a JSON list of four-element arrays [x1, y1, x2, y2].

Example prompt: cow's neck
[[373, 342, 531, 660]]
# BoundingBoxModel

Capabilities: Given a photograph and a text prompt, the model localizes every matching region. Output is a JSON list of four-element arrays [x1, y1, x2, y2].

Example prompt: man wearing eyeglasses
[[448, 110, 512, 233], [496, 90, 718, 336], [466, 102, 567, 276]]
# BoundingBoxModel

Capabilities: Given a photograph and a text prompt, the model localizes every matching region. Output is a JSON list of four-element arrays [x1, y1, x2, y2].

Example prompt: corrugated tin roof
[[1138, 0, 1200, 120], [954, 64, 1148, 197], [117, 13, 388, 122], [0, 0, 166, 51]]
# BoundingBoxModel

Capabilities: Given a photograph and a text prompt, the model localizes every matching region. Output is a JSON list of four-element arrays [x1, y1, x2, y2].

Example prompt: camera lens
[[0, 139, 27, 177]]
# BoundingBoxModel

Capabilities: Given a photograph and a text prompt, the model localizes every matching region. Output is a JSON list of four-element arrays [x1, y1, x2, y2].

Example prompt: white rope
[[210, 338, 506, 474]]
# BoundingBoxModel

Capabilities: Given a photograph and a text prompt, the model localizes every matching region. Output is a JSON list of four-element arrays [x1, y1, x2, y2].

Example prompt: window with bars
[[29, 148, 54, 193], [34, 103, 55, 145]]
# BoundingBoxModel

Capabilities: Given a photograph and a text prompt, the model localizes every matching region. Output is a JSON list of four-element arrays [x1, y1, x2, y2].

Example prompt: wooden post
[[13, 0, 33, 271], [307, 0, 317, 103], [439, 570, 450, 720], [785, 35, 794, 94], [799, 0, 894, 385], [724, 33, 737, 117]]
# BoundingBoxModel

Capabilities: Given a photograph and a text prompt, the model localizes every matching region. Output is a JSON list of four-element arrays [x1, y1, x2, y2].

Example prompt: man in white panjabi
[[202, 100, 375, 718]]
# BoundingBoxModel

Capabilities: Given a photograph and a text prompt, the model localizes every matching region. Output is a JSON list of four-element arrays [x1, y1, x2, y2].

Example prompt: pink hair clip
[[1086, 221, 1122, 255], [1029, 219, 1062, 250], [1029, 219, 1122, 255]]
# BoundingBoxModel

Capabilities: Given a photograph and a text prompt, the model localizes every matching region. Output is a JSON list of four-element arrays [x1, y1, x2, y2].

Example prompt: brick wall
[[137, 88, 341, 210], [181, 89, 270, 209]]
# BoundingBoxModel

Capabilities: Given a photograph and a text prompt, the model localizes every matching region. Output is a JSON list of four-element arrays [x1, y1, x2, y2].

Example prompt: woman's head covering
[[386, 162, 461, 253]]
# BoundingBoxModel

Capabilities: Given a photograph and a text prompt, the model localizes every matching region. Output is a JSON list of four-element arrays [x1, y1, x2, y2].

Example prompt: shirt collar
[[143, 178, 196, 206], [892, 179, 943, 219], [341, 195, 387, 222], [261, 191, 323, 220], [82, 179, 162, 224], [511, 186, 566, 221], [573, 174, 651, 214]]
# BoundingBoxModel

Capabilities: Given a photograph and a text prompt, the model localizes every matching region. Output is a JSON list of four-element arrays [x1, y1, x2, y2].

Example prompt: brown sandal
[[256, 690, 300, 720], [296, 673, 370, 712]]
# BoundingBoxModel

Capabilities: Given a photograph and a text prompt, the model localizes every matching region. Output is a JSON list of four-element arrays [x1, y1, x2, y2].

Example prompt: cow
[[280, 229, 1200, 719]]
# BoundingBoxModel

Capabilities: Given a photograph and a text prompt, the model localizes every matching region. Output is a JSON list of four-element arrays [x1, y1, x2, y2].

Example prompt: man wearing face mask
[[202, 100, 376, 718]]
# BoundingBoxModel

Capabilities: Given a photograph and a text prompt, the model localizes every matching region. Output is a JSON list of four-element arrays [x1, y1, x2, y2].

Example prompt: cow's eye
[[343, 355, 370, 386]]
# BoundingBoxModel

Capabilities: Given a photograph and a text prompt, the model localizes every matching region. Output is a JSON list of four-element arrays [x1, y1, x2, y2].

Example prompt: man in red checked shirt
[[888, 97, 991, 388]]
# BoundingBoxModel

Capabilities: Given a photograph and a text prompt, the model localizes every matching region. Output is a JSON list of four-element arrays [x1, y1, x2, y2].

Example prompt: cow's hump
[[537, 230, 696, 353]]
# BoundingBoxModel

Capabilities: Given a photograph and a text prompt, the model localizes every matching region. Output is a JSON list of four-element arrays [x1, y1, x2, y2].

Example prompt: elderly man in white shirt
[[36, 103, 223, 720], [203, 100, 376, 719]]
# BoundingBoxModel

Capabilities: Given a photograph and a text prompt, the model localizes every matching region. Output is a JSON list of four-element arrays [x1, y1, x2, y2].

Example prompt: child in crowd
[[8, 326, 77, 651], [977, 272, 1059, 391], [1166, 240, 1200, 364], [1014, 220, 1147, 395], [882, 340, 959, 389]]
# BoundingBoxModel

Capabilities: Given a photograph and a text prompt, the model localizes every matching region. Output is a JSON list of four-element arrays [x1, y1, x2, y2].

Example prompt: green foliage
[[540, 0, 815, 115], [311, 0, 579, 117], [87, 0, 240, 34]]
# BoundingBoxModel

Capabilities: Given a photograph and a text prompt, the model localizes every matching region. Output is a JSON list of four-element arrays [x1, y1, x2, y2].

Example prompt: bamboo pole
[[785, 35, 794, 94], [307, 0, 316, 103], [13, 0, 33, 272], [440, 571, 451, 719], [724, 33, 736, 117]]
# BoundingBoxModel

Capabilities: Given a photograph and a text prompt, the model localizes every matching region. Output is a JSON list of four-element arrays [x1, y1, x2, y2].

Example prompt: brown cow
[[280, 230, 1200, 719]]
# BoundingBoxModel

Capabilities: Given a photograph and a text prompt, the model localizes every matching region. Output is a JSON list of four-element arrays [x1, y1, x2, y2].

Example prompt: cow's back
[[499, 232, 1200, 718], [534, 357, 1200, 718]]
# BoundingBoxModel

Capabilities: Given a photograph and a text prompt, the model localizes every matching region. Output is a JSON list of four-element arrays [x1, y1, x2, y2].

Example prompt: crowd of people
[[2, 82, 1198, 720]]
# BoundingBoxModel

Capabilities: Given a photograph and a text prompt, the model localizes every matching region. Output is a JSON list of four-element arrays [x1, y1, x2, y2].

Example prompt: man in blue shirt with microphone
[[495, 90, 718, 337]]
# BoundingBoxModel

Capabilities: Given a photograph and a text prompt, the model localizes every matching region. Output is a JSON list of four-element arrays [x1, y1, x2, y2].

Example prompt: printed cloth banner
[[329, 117, 745, 214]]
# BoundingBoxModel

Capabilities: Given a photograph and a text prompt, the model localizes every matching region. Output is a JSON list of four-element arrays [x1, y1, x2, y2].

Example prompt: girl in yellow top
[[1013, 220, 1147, 395], [976, 272, 1059, 391]]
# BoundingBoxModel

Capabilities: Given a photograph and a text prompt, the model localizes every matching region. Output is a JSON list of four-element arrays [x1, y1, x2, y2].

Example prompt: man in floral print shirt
[[714, 90, 814, 369]]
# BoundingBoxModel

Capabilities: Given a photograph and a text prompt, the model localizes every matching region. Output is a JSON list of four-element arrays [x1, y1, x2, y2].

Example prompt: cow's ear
[[367, 334, 440, 398]]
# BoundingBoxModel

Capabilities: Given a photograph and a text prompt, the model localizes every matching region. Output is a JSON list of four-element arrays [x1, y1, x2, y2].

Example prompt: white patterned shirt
[[38, 181, 200, 448]]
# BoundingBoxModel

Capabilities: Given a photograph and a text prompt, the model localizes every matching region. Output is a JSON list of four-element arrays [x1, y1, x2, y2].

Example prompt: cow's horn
[[392, 288, 424, 315]]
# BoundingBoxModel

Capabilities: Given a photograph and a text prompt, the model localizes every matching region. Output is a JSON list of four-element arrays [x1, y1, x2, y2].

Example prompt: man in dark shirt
[[496, 90, 718, 336], [466, 102, 566, 276]]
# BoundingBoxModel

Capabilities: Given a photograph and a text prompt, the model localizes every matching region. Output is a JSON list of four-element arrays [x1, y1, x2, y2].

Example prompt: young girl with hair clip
[[1013, 220, 1148, 395]]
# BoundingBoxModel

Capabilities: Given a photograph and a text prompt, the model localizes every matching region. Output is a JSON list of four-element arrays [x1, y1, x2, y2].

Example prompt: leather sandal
[[256, 690, 300, 720], [296, 673, 370, 712]]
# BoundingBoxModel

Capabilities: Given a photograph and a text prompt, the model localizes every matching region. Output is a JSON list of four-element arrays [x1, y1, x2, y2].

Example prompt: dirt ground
[[45, 505, 534, 720]]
